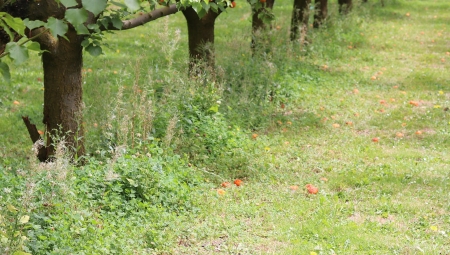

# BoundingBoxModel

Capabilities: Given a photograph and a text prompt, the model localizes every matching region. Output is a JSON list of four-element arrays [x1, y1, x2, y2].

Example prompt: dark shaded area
[[182, 7, 221, 75]]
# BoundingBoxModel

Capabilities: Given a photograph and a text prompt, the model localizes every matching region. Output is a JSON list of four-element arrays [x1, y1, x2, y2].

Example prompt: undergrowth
[[1, 0, 450, 254]]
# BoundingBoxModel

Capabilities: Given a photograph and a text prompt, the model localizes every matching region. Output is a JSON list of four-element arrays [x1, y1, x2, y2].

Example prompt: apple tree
[[250, 0, 275, 52], [0, 0, 180, 161]]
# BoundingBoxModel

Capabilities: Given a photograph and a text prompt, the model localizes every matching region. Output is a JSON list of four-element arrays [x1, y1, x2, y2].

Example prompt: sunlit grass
[[1, 0, 449, 253]]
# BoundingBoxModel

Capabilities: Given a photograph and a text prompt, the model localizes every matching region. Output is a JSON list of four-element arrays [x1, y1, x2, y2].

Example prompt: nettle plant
[[0, 0, 238, 162]]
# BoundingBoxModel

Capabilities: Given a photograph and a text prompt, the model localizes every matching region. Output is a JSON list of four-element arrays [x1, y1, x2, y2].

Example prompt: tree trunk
[[290, 0, 311, 42], [313, 0, 328, 28], [39, 28, 85, 160], [338, 0, 352, 14], [182, 8, 220, 75], [251, 0, 275, 51]]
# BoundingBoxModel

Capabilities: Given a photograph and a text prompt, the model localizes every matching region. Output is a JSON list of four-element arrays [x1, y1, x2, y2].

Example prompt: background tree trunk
[[182, 8, 220, 75], [39, 28, 85, 159], [251, 0, 275, 51], [290, 0, 311, 41], [313, 0, 328, 28], [338, 0, 352, 14]]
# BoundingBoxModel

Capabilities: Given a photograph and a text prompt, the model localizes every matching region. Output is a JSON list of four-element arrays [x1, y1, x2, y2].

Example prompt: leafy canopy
[[0, 0, 235, 82]]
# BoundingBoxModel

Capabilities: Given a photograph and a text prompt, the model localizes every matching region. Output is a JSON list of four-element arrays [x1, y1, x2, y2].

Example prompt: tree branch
[[106, 4, 180, 31], [22, 116, 48, 162]]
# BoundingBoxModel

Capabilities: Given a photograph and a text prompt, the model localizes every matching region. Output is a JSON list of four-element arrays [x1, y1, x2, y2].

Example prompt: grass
[[1, 0, 450, 254]]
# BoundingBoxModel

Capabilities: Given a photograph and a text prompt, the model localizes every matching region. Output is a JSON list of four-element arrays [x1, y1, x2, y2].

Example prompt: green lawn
[[1, 0, 450, 254]]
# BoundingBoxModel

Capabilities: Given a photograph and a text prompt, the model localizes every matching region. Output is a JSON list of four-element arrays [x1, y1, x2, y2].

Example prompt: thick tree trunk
[[338, 0, 352, 14], [251, 0, 275, 51], [290, 0, 311, 41], [39, 28, 85, 159], [182, 8, 220, 75], [313, 0, 328, 28], [2, 0, 85, 161]]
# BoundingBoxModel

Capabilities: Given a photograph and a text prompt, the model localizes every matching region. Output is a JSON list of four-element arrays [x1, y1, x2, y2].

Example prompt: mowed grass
[[1, 0, 450, 254]]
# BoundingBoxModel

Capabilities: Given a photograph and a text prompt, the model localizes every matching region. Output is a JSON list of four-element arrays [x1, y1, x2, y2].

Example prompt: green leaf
[[0, 20, 14, 41], [208, 105, 219, 113], [218, 3, 226, 12], [19, 215, 30, 224], [0, 61, 11, 83], [127, 178, 136, 186], [38, 235, 47, 240], [5, 42, 29, 65], [99, 16, 111, 29], [81, 38, 91, 47], [87, 23, 100, 32], [111, 15, 123, 30], [191, 2, 203, 14], [44, 17, 68, 39], [7, 204, 17, 212], [82, 0, 107, 16], [85, 44, 102, 56], [27, 41, 42, 52], [201, 1, 210, 12], [209, 2, 218, 12], [60, 0, 78, 7], [197, 8, 207, 19], [23, 19, 45, 30], [110, 1, 127, 8], [125, 0, 141, 11], [2, 13, 26, 36], [64, 8, 88, 27], [74, 24, 89, 34]]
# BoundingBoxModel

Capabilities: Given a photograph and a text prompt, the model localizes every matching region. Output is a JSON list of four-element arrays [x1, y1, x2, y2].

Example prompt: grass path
[[170, 1, 450, 254]]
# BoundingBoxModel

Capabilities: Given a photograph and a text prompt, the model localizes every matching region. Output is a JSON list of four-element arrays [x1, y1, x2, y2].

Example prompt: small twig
[[195, 167, 226, 182]]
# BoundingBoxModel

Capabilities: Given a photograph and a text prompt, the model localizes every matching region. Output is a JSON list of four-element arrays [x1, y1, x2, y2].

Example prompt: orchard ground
[[1, 0, 450, 254]]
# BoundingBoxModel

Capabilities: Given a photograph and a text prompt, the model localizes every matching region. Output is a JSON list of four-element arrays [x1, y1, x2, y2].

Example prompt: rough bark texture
[[3, 1, 182, 161], [38, 28, 85, 159], [104, 4, 179, 31], [338, 0, 352, 14], [313, 0, 328, 28], [290, 0, 311, 41], [22, 116, 47, 162], [2, 0, 85, 160], [182, 8, 220, 74], [32, 1, 85, 160], [251, 0, 275, 51]]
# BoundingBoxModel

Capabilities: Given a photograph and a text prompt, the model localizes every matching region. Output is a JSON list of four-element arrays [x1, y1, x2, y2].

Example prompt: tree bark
[[22, 116, 47, 162], [2, 1, 182, 161], [338, 0, 352, 14], [290, 0, 311, 41], [37, 28, 86, 160], [251, 0, 275, 51], [313, 0, 328, 28], [182, 8, 220, 75]]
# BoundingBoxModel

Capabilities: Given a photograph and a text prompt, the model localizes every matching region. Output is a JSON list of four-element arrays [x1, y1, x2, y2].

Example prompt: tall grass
[[1, 0, 450, 253]]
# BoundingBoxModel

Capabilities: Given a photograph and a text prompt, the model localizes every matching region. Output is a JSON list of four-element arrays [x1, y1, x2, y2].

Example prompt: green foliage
[[1, 0, 450, 253], [0, 61, 10, 81], [177, 103, 251, 177], [124, 0, 141, 12], [82, 0, 108, 16], [78, 146, 201, 214], [64, 9, 89, 35], [5, 42, 28, 64], [0, 141, 203, 253]]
